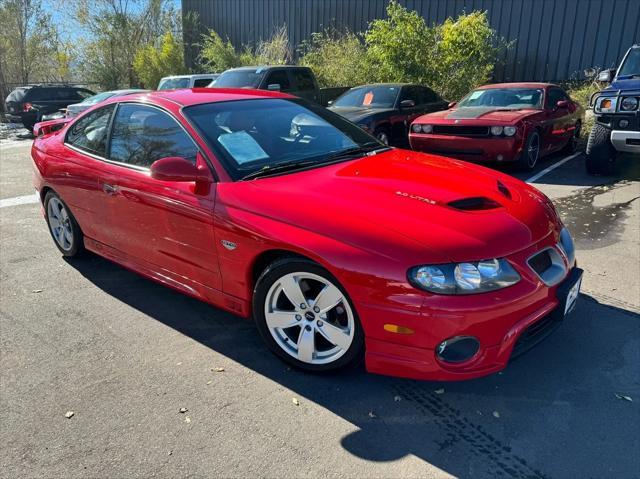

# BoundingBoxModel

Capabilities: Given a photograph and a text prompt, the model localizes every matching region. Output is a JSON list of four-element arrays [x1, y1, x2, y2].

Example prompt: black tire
[[585, 123, 616, 175], [374, 127, 390, 146], [253, 258, 365, 372], [44, 191, 84, 257], [561, 121, 581, 154], [516, 131, 541, 170]]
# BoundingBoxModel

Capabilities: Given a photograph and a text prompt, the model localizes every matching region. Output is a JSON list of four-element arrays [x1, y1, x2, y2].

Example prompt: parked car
[[211, 65, 348, 106], [4, 84, 95, 130], [42, 89, 149, 121], [32, 89, 582, 381], [587, 44, 640, 174], [409, 83, 584, 169], [157, 74, 219, 90], [328, 83, 448, 146]]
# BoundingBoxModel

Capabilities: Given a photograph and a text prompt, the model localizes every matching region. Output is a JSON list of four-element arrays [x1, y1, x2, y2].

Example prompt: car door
[[103, 102, 221, 291], [421, 86, 449, 114], [58, 104, 117, 244], [261, 69, 292, 94], [543, 87, 574, 153], [392, 86, 424, 144]]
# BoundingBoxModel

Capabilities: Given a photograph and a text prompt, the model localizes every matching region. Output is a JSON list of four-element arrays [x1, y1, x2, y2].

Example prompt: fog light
[[619, 119, 630, 128], [436, 336, 480, 363]]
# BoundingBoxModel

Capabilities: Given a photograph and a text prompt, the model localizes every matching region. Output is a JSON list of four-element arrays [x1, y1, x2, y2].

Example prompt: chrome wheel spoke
[[297, 326, 315, 363], [281, 275, 307, 308], [317, 321, 351, 350], [265, 310, 299, 330], [313, 283, 343, 313]]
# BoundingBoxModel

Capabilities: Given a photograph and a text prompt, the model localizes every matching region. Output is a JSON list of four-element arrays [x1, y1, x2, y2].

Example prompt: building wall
[[182, 0, 640, 82]]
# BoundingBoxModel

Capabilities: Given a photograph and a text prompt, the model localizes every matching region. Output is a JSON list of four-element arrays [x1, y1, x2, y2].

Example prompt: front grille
[[511, 313, 561, 359], [528, 250, 552, 276], [627, 138, 640, 145], [432, 125, 490, 137], [428, 148, 484, 156]]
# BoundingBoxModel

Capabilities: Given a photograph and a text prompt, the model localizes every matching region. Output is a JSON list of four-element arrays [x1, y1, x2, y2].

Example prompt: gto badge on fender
[[221, 240, 237, 251]]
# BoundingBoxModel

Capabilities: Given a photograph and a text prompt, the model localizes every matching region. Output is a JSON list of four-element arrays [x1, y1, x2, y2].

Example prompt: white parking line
[[525, 152, 582, 184], [0, 193, 39, 208]]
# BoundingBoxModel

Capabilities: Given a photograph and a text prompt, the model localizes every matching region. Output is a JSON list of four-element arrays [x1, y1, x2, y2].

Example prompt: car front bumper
[[409, 133, 523, 162], [362, 236, 581, 381], [610, 130, 640, 153]]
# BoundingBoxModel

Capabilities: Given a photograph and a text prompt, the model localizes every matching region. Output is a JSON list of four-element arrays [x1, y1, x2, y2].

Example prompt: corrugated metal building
[[182, 0, 640, 82]]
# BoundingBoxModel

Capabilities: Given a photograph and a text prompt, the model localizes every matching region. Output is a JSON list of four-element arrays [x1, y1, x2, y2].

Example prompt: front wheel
[[561, 121, 581, 154], [44, 191, 83, 257], [585, 123, 616, 175], [374, 127, 390, 146], [253, 258, 364, 372], [516, 131, 541, 170]]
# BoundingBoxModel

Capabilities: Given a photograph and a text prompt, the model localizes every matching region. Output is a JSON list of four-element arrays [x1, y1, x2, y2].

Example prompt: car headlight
[[595, 96, 617, 113], [503, 126, 517, 136], [620, 97, 639, 111], [558, 227, 575, 266], [412, 124, 433, 133], [408, 258, 520, 294], [490, 126, 504, 136]]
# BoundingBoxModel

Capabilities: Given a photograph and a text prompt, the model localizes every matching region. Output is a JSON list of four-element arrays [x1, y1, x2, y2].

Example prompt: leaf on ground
[[292, 397, 300, 406], [32, 289, 43, 293], [179, 407, 188, 413], [206, 380, 212, 385], [65, 411, 74, 418], [184, 416, 191, 423], [393, 395, 402, 402], [212, 367, 225, 373], [434, 388, 445, 395], [368, 410, 377, 418], [492, 411, 500, 418], [614, 393, 633, 402]]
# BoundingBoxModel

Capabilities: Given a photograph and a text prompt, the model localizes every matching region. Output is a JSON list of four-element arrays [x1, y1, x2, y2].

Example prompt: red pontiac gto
[[31, 88, 582, 381], [409, 83, 584, 169]]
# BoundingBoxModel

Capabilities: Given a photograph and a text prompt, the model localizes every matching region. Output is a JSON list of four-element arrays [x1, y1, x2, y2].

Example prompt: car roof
[[349, 83, 410, 89], [476, 82, 558, 90], [113, 88, 295, 107], [225, 65, 308, 72], [160, 74, 219, 80]]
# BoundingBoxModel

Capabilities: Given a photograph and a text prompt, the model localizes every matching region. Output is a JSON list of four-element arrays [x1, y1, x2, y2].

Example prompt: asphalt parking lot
[[1, 138, 639, 478]]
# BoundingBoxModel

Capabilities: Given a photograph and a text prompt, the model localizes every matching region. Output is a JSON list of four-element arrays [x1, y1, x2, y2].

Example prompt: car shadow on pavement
[[65, 254, 640, 478]]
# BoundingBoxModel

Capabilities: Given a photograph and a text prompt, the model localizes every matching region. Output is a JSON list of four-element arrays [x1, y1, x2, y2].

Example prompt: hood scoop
[[448, 196, 502, 211], [497, 180, 512, 199]]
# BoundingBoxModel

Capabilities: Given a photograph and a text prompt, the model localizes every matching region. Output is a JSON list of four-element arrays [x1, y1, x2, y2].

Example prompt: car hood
[[420, 107, 539, 124], [328, 106, 395, 123], [65, 103, 91, 116], [221, 149, 559, 264], [608, 78, 640, 92]]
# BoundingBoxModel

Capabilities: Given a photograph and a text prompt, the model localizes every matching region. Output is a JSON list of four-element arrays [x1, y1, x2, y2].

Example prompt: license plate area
[[556, 267, 583, 318]]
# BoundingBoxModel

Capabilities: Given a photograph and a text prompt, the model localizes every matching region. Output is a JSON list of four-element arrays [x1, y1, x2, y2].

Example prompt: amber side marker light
[[384, 324, 415, 335], [601, 99, 612, 109]]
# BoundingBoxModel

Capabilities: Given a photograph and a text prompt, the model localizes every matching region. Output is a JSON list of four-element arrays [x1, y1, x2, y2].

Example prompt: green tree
[[133, 32, 187, 88], [198, 30, 241, 72]]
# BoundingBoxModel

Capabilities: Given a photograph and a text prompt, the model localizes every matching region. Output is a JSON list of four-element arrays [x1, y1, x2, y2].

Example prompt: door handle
[[102, 183, 118, 195]]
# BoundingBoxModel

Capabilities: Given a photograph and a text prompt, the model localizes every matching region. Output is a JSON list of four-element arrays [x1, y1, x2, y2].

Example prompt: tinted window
[[333, 86, 400, 108], [66, 105, 114, 156], [265, 70, 291, 91], [545, 88, 568, 109], [422, 87, 440, 103], [400, 86, 422, 105], [184, 98, 380, 180], [193, 78, 212, 87], [458, 88, 543, 109], [158, 77, 190, 90], [292, 69, 315, 91], [213, 70, 262, 88], [109, 104, 198, 168], [27, 88, 54, 101], [618, 47, 640, 77]]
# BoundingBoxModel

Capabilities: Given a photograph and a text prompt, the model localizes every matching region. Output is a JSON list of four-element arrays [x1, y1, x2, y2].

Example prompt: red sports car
[[409, 83, 585, 169], [31, 89, 582, 381]]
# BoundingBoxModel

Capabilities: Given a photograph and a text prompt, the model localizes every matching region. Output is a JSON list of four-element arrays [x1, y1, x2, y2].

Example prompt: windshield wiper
[[240, 159, 319, 181], [323, 144, 391, 162]]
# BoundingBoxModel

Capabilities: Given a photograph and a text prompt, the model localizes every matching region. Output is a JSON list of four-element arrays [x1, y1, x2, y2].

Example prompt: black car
[[4, 84, 95, 131], [328, 83, 448, 146]]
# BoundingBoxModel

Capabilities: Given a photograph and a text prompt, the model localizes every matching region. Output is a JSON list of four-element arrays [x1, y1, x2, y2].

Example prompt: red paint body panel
[[409, 83, 585, 163], [32, 88, 575, 381]]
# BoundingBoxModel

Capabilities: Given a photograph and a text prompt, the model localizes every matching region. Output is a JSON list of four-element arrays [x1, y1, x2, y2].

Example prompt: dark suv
[[4, 85, 95, 131]]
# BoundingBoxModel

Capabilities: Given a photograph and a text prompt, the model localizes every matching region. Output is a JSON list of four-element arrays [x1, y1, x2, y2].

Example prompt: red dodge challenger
[[409, 83, 584, 169], [31, 89, 582, 381]]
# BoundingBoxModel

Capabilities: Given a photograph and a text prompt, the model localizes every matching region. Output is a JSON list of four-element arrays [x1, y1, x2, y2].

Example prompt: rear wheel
[[585, 123, 616, 175], [44, 191, 83, 257], [517, 131, 541, 170], [253, 258, 364, 372]]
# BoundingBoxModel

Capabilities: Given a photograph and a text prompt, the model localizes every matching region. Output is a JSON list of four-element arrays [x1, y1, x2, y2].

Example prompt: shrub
[[299, 29, 371, 87], [566, 80, 601, 144], [133, 32, 187, 89], [199, 30, 241, 72]]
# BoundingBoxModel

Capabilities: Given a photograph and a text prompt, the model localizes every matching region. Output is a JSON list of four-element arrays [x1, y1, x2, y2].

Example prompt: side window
[[193, 78, 212, 87], [109, 104, 198, 168], [264, 70, 291, 91], [292, 69, 315, 91], [400, 86, 422, 105], [66, 105, 114, 157], [422, 87, 440, 103], [75, 89, 95, 100], [545, 88, 566, 109]]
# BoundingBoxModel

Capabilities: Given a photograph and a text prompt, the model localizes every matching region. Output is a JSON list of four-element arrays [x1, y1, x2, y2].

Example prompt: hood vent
[[497, 180, 512, 199], [448, 196, 502, 211]]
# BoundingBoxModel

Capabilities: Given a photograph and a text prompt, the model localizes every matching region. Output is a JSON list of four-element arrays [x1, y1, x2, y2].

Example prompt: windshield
[[458, 88, 543, 109], [158, 77, 190, 90], [333, 86, 400, 108], [184, 98, 380, 180], [82, 91, 114, 105], [618, 48, 640, 77], [213, 70, 262, 88]]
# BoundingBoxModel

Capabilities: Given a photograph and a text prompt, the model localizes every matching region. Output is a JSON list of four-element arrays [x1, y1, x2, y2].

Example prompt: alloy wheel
[[527, 133, 540, 168], [47, 197, 74, 251], [264, 272, 355, 365], [376, 131, 389, 145]]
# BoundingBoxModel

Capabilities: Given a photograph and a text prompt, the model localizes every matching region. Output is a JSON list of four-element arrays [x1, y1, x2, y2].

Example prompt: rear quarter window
[[7, 88, 28, 102]]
